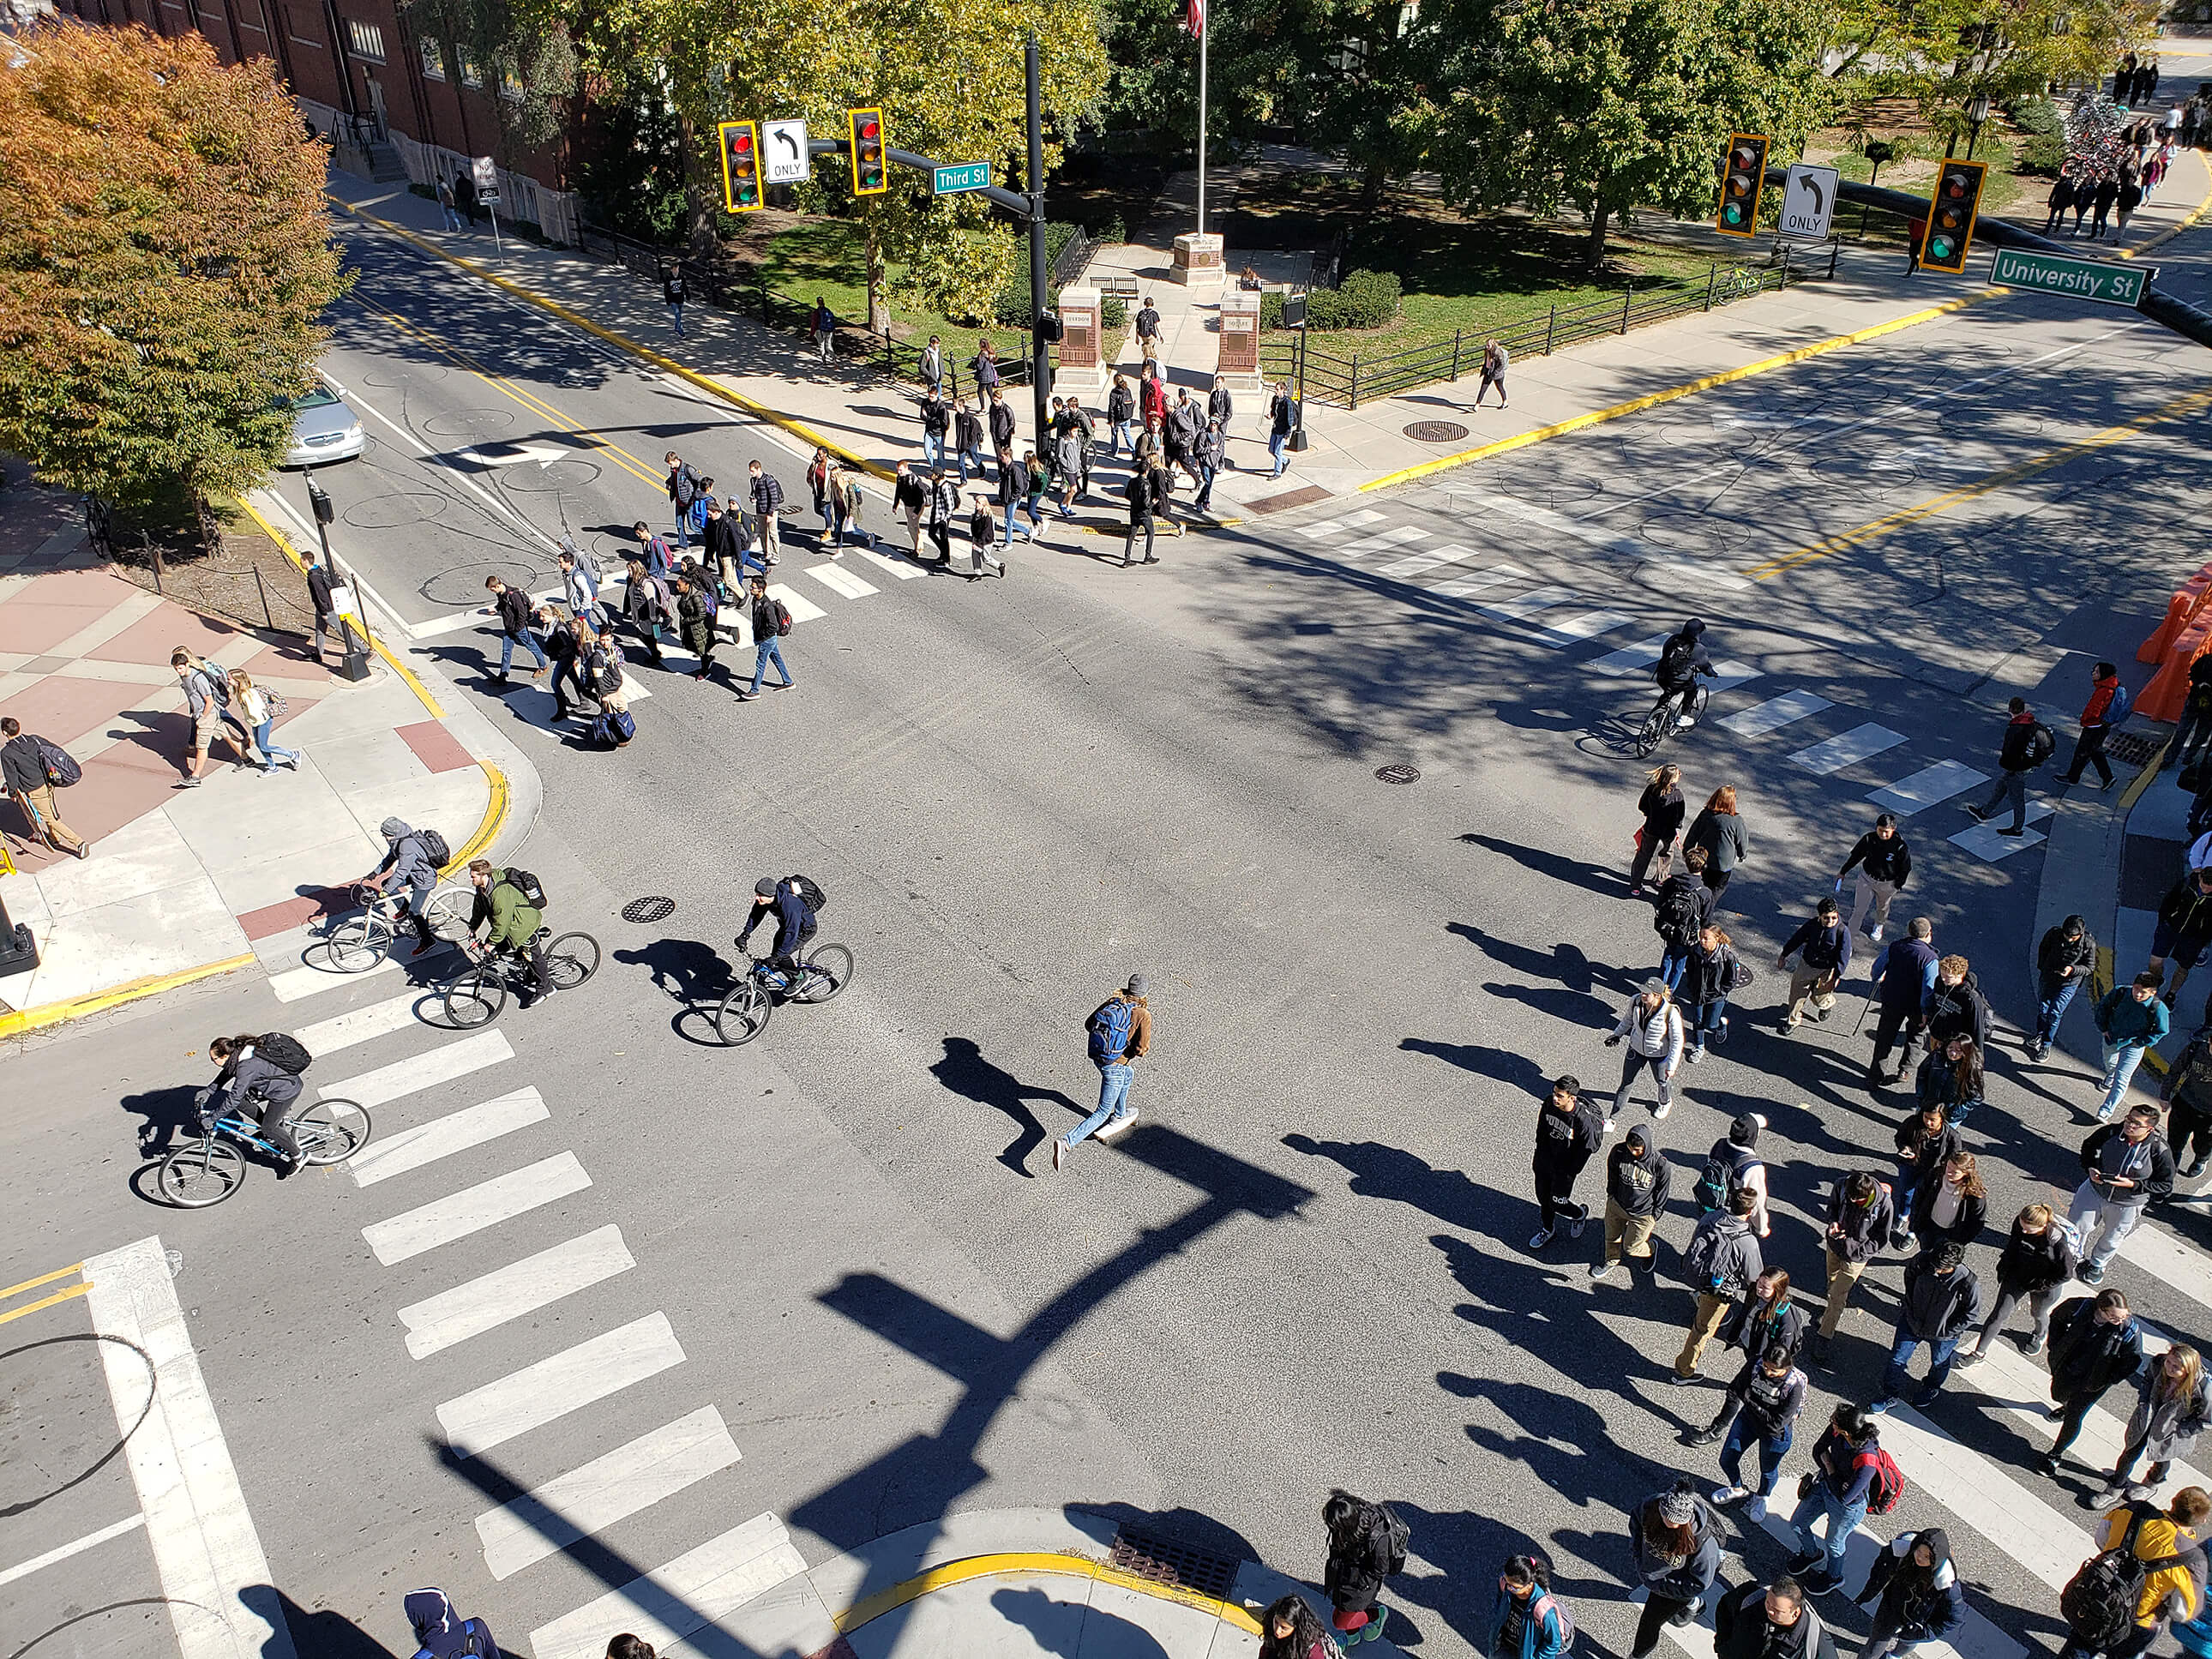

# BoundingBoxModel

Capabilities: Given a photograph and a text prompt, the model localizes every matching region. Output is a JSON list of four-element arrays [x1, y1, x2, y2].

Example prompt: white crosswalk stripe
[[436, 1312, 686, 1458], [1337, 526, 1430, 560], [361, 1151, 592, 1265], [322, 1029, 514, 1112], [1543, 608, 1637, 643], [475, 1405, 740, 1578], [763, 582, 826, 623], [1721, 689, 1833, 737], [1590, 634, 1670, 675], [1432, 566, 1529, 599], [2115, 1218, 2212, 1319], [845, 544, 925, 580], [1790, 723, 1908, 777], [1377, 543, 1480, 579], [799, 562, 877, 600], [270, 955, 402, 1003], [348, 1087, 550, 1187], [396, 1226, 634, 1360], [525, 1512, 808, 1659], [1950, 802, 2054, 861], [1867, 760, 1990, 817], [1870, 1404, 2097, 1592], [1293, 508, 1387, 540], [1480, 585, 1580, 623], [292, 990, 434, 1058]]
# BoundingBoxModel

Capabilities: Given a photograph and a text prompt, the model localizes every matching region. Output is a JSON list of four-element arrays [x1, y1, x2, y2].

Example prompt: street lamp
[[1965, 94, 1993, 159]]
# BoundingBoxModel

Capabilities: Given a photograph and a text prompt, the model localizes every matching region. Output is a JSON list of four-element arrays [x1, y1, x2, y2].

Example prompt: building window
[[455, 46, 480, 86], [418, 36, 443, 77], [346, 18, 384, 60]]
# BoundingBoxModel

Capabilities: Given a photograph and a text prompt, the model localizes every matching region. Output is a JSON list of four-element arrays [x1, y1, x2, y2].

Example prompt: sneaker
[[1590, 1260, 1616, 1281], [2095, 776, 2117, 793], [1911, 1390, 1942, 1410], [2126, 1482, 2157, 1502], [1568, 1215, 1587, 1239], [1529, 1227, 1555, 1251], [2186, 1158, 2210, 1179], [1812, 1003, 1832, 1021], [1686, 1427, 1724, 1447], [1802, 1571, 1843, 1597], [2040, 1453, 2064, 1478], [2092, 1483, 2128, 1506], [1998, 826, 2025, 837], [1866, 924, 1884, 944], [1053, 1138, 1067, 1173], [2079, 1262, 2107, 1284], [1711, 1485, 1750, 1506], [1786, 1553, 1824, 1578], [1653, 1102, 1672, 1121], [1713, 1018, 1728, 1047], [1601, 1116, 1617, 1135], [1677, 716, 1697, 730], [1686, 1045, 1706, 1065], [1745, 1496, 1769, 1522], [1668, 1372, 1696, 1386], [2028, 1041, 2049, 1061], [2017, 1331, 2047, 1355], [1668, 1599, 1702, 1627], [1966, 803, 1991, 822], [1866, 1397, 1898, 1416], [2097, 1103, 2117, 1122], [1098, 1109, 1139, 1139], [177, 776, 203, 789]]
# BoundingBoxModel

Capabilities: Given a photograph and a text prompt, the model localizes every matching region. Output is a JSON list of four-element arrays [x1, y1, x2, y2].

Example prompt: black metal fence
[[574, 221, 1030, 396], [1050, 225, 1097, 287], [1261, 243, 1838, 410]]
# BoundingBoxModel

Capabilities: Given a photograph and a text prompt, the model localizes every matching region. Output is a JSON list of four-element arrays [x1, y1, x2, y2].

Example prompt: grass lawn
[[1807, 125, 2034, 218]]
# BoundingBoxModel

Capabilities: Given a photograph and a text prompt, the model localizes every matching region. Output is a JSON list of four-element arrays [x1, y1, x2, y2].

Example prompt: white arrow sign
[[1780, 164, 1839, 241], [763, 119, 809, 185]]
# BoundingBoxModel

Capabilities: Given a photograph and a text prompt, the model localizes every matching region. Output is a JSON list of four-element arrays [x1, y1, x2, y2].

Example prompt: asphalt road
[[10, 182, 2212, 1659]]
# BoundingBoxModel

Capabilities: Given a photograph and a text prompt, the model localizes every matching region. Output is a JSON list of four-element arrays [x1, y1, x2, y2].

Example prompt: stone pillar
[[1055, 285, 1104, 396], [1217, 290, 1260, 390], [1172, 231, 1224, 287]]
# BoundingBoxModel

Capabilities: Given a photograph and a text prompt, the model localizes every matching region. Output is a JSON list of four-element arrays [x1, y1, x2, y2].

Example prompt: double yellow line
[[0, 1261, 92, 1325], [1745, 382, 2212, 581]]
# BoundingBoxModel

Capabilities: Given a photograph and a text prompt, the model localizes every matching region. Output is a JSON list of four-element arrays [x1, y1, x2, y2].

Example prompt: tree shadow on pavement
[[929, 1036, 1082, 1178]]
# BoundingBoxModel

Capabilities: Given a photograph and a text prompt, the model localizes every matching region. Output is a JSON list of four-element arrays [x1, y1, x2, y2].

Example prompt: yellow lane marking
[[1744, 384, 2212, 581], [830, 1551, 1263, 1637], [0, 953, 256, 1043], [0, 1282, 94, 1325], [0, 1261, 84, 1301]]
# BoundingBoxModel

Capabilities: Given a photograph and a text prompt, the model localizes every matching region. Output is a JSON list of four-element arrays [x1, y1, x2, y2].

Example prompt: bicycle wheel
[[322, 911, 392, 973], [292, 1098, 373, 1166], [546, 932, 601, 989], [424, 885, 473, 941], [792, 944, 854, 1005], [1633, 702, 1671, 760], [714, 978, 772, 1046], [441, 965, 506, 1028], [159, 1138, 247, 1207]]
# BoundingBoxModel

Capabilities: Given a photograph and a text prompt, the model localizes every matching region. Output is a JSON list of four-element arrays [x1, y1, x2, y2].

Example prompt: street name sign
[[1988, 247, 2150, 308], [763, 119, 808, 184], [1780, 164, 1838, 241], [932, 161, 991, 195]]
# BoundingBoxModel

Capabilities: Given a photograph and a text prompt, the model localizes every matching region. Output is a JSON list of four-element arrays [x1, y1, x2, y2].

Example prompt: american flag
[[1182, 0, 1205, 37]]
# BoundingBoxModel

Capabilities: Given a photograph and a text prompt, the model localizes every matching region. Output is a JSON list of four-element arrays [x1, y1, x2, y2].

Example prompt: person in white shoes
[[1607, 979, 1683, 1129]]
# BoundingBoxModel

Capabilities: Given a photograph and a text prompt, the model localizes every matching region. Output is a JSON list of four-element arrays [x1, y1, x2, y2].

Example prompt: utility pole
[[1025, 30, 1052, 449]]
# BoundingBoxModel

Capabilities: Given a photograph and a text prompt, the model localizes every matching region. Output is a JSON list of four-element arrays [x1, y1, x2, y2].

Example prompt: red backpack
[[1854, 1446, 1906, 1516]]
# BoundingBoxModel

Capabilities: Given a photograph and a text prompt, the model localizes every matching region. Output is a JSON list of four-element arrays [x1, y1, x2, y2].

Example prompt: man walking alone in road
[[1966, 698, 2055, 837], [1055, 976, 1152, 1171]]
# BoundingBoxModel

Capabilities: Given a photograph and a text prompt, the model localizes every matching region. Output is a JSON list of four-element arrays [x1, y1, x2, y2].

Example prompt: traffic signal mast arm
[[803, 137, 1031, 215]]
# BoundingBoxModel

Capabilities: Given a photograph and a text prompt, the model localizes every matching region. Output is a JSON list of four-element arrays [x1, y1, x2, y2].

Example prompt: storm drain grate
[[2108, 731, 2162, 767], [1375, 764, 1422, 784], [1107, 1530, 1242, 1600], [622, 895, 676, 924]]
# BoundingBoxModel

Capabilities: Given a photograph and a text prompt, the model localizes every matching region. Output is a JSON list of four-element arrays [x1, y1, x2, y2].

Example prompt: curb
[[0, 953, 257, 1043], [326, 196, 896, 482]]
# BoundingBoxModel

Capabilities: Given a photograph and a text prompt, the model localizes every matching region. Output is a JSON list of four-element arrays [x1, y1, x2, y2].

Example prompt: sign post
[[931, 161, 992, 195], [471, 155, 502, 256], [1988, 247, 2151, 309]]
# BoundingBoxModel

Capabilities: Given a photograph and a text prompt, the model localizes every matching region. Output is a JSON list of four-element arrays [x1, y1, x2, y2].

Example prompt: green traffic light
[[1930, 238, 1952, 259]]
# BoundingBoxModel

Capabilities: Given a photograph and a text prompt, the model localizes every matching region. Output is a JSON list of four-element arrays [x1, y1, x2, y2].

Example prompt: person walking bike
[[1054, 976, 1151, 1171]]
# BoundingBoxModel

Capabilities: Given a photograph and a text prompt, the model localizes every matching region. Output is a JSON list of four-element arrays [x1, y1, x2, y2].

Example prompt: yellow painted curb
[[237, 494, 507, 880], [0, 953, 255, 1043], [2115, 172, 2212, 260], [1360, 292, 1991, 493], [328, 199, 894, 482], [830, 1552, 1264, 1638]]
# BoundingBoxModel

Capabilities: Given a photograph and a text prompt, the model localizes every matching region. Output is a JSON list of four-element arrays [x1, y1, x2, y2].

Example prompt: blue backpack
[[1087, 996, 1136, 1063], [2107, 682, 2133, 725]]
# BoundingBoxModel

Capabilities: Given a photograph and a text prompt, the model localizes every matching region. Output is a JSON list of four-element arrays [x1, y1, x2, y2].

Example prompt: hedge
[[1257, 268, 1402, 332]]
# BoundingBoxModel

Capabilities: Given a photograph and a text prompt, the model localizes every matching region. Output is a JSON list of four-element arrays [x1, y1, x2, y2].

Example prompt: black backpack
[[499, 868, 547, 908], [2062, 1507, 2177, 1652], [1654, 881, 1703, 947], [2027, 722, 2058, 766], [788, 875, 827, 917], [1372, 1505, 1410, 1577], [1653, 636, 1694, 683], [1694, 1143, 1758, 1214], [256, 1031, 314, 1076], [412, 828, 452, 869]]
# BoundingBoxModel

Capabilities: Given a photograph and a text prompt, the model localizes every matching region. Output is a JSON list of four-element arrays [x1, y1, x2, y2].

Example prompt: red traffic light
[[860, 118, 879, 139], [733, 134, 752, 153]]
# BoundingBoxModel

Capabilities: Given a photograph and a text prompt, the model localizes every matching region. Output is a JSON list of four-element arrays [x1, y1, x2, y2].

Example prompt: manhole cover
[[1404, 420, 1470, 443], [1107, 1530, 1242, 1600], [622, 896, 676, 924], [1376, 764, 1421, 784]]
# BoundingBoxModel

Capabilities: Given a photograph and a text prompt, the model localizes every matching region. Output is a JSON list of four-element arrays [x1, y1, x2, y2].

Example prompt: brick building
[[48, 0, 581, 240]]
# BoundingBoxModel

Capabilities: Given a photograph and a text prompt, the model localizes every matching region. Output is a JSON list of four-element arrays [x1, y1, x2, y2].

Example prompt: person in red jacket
[[2065, 661, 2125, 790]]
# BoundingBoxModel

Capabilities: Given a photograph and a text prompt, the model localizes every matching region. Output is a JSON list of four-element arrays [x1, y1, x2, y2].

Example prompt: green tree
[[400, 0, 578, 161], [0, 24, 349, 537], [1430, 0, 1830, 268]]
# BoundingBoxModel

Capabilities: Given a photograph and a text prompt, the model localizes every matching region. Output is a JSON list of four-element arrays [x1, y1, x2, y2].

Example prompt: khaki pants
[[904, 504, 923, 555], [1605, 1199, 1656, 1267], [1849, 874, 1897, 938], [1785, 964, 1839, 1025], [12, 784, 84, 854], [1819, 1247, 1867, 1338], [1675, 1291, 1730, 1379]]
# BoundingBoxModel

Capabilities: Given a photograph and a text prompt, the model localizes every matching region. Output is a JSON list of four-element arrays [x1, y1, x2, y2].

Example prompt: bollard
[[0, 893, 39, 977]]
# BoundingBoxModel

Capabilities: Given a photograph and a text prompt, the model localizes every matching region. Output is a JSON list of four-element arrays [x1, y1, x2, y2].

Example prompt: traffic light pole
[[1025, 31, 1051, 447]]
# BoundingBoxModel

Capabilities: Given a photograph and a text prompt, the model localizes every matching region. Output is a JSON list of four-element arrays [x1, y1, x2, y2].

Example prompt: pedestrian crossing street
[[269, 956, 808, 1647], [1282, 508, 2042, 863]]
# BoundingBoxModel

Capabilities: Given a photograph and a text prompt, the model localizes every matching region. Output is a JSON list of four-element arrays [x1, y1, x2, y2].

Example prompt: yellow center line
[[348, 296, 666, 491], [0, 1261, 84, 1301], [1745, 383, 2212, 581], [0, 1281, 94, 1325]]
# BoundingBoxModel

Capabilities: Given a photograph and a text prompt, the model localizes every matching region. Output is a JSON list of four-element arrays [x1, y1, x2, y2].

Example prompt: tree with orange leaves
[[0, 23, 350, 533]]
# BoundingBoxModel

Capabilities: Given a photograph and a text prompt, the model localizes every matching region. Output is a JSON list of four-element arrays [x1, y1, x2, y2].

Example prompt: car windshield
[[292, 385, 342, 411]]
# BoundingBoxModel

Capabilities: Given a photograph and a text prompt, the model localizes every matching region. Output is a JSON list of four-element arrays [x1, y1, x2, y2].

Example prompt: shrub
[[1102, 295, 1127, 328], [1305, 267, 1401, 331], [1096, 212, 1127, 243], [1260, 290, 1285, 328], [2009, 96, 2067, 174]]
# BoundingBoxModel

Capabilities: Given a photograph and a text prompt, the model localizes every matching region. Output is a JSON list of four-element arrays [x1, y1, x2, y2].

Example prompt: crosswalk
[[262, 929, 803, 1649], [1283, 508, 2041, 864]]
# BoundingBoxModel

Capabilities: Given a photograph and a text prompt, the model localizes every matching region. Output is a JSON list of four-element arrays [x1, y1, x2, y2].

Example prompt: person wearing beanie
[[1055, 975, 1152, 1171], [1698, 1112, 1770, 1238], [1593, 1126, 1672, 1282], [1530, 1074, 1605, 1252], [1859, 1530, 1965, 1659], [1629, 1480, 1723, 1659]]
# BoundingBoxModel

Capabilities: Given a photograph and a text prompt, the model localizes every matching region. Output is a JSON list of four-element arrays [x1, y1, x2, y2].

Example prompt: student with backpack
[[359, 817, 449, 956], [171, 646, 263, 784], [1857, 1530, 1966, 1659], [465, 857, 553, 1007], [1324, 1489, 1408, 1646], [1787, 1404, 1898, 1595], [665, 451, 703, 548], [1691, 1340, 1807, 1511], [1628, 1480, 1722, 1659], [1696, 1113, 1770, 1237], [2163, 1023, 2212, 1179], [1488, 1554, 1572, 1659], [1809, 1171, 1893, 1364], [1529, 1073, 1604, 1252], [1675, 1188, 1764, 1382], [1652, 848, 1716, 993], [202, 1031, 310, 1170], [2065, 663, 2131, 790], [404, 1588, 500, 1659], [2062, 1488, 2209, 1659], [1964, 697, 2056, 837], [740, 578, 796, 700], [2046, 1290, 2149, 1478], [483, 576, 550, 682], [0, 715, 88, 858], [1868, 1241, 1981, 1416], [1053, 975, 1151, 1172]]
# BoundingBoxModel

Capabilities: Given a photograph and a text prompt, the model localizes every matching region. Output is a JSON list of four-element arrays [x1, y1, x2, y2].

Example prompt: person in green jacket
[[466, 857, 553, 1005]]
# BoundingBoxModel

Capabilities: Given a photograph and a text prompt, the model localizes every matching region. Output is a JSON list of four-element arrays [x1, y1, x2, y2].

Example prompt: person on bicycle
[[737, 875, 817, 991], [359, 818, 443, 957], [203, 1035, 304, 1171], [1655, 618, 1716, 730], [465, 858, 554, 1007]]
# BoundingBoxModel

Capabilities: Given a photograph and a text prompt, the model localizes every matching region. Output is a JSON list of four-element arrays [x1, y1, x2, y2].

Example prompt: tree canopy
[[0, 23, 349, 513]]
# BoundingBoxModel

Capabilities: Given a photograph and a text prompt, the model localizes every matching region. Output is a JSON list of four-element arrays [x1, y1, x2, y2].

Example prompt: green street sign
[[932, 161, 991, 195], [1988, 247, 2151, 309]]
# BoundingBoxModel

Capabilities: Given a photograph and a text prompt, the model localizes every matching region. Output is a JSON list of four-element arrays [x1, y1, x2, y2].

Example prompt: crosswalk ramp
[[264, 947, 803, 1644]]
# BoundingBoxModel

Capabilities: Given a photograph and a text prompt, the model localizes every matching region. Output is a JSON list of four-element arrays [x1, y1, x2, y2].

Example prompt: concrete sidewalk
[[328, 147, 2209, 529], [0, 490, 535, 1035]]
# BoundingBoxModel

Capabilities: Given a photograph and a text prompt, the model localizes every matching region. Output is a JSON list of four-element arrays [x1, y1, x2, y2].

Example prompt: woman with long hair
[[1684, 784, 1748, 899], [1916, 1034, 1986, 1128], [1628, 1480, 1721, 1658], [1490, 1555, 1571, 1659], [1259, 1596, 1332, 1659], [230, 670, 301, 771], [1910, 1151, 1987, 1250], [1630, 763, 1686, 896], [2101, 1343, 2209, 1503]]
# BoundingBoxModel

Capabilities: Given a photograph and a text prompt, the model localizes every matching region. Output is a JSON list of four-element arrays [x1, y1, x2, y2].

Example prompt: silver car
[[280, 376, 365, 466]]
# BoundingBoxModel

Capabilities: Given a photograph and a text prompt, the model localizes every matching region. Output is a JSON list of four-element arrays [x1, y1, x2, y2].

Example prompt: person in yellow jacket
[[2069, 1488, 2210, 1659]]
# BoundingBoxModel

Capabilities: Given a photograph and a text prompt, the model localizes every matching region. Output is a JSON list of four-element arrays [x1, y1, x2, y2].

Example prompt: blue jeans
[[1692, 997, 1729, 1049], [1112, 420, 1136, 456], [1788, 1485, 1867, 1581], [498, 629, 549, 674], [1659, 945, 1692, 993], [1194, 460, 1217, 509], [251, 718, 299, 766], [748, 639, 793, 694], [2101, 1041, 2149, 1118], [959, 443, 983, 484], [1269, 430, 1288, 475], [923, 430, 943, 467], [669, 304, 684, 336], [1064, 1062, 1134, 1145], [1882, 1330, 1963, 1401], [2036, 976, 2082, 1046], [442, 204, 465, 231], [1720, 1419, 1791, 1496]]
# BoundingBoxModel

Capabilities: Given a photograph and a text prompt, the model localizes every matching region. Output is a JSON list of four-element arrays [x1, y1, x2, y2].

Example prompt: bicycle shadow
[[122, 1082, 205, 1157], [613, 935, 737, 1047]]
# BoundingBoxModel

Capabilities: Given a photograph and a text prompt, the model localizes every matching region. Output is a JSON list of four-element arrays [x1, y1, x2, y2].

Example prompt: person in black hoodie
[[1836, 813, 1913, 945], [1322, 1489, 1404, 1647], [1684, 923, 1749, 1063], [1871, 1241, 1981, 1415], [1530, 1073, 1605, 1252], [2147, 867, 2212, 1009], [1812, 1171, 1895, 1363], [1777, 897, 1853, 1031], [2033, 915, 2098, 1061], [2043, 1289, 2145, 1476], [1629, 1480, 1724, 1658], [1856, 1530, 1965, 1659], [1924, 954, 1992, 1055], [1960, 1202, 2080, 1364], [1692, 1341, 1807, 1508], [1631, 763, 1686, 897], [1654, 847, 1717, 994], [1965, 697, 2054, 834], [1890, 1102, 1961, 1250], [1716, 1579, 1836, 1659], [1593, 1125, 1670, 1282]]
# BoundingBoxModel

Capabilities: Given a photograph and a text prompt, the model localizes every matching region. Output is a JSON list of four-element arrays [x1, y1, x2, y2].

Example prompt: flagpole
[[1195, 0, 1208, 242]]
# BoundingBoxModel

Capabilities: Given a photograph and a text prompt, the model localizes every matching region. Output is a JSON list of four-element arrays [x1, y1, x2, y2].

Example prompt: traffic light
[[1716, 133, 1768, 237], [1920, 159, 1987, 274], [848, 107, 887, 195], [717, 120, 763, 213]]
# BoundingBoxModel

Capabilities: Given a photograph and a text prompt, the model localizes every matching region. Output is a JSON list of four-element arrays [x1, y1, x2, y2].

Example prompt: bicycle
[[1634, 681, 1710, 759], [157, 1097, 373, 1207], [439, 928, 601, 1026], [713, 944, 854, 1046], [320, 883, 473, 972]]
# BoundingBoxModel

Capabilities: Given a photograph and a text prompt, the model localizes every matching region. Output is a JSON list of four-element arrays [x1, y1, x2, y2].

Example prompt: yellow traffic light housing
[[848, 107, 887, 195], [1716, 133, 1769, 237], [718, 120, 763, 213], [1920, 159, 1987, 274]]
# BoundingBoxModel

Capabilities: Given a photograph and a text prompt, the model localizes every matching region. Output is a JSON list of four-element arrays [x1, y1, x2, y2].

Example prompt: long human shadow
[[928, 1036, 1081, 1177], [1446, 921, 1642, 1001]]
